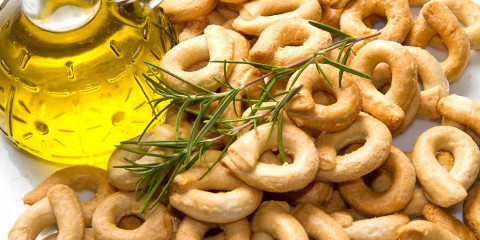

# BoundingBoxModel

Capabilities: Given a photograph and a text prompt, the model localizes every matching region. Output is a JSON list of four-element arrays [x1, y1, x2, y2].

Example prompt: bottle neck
[[22, 0, 101, 32]]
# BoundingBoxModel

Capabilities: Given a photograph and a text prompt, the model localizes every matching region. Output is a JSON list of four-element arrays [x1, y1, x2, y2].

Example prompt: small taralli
[[8, 0, 480, 238]]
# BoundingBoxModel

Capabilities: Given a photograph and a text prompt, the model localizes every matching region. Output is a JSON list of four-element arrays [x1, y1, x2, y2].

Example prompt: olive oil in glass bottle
[[0, 0, 176, 166]]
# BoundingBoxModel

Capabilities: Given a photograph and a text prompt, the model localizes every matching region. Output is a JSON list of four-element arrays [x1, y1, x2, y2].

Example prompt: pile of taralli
[[9, 0, 480, 239]]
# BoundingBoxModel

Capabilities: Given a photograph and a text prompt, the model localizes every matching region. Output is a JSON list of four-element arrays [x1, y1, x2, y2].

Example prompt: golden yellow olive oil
[[0, 0, 175, 166]]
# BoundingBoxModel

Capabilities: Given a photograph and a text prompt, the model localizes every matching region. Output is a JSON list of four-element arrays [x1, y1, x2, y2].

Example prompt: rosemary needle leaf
[[308, 20, 352, 38], [321, 56, 372, 79], [315, 61, 334, 88]]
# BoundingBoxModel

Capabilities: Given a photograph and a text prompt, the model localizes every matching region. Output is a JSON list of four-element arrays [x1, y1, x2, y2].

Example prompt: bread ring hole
[[372, 63, 391, 94], [38, 225, 59, 239], [76, 190, 96, 203], [118, 215, 145, 230], [426, 43, 448, 62], [204, 226, 224, 238], [283, 39, 305, 48], [338, 142, 366, 156], [369, 168, 392, 193], [435, 150, 454, 172], [185, 60, 209, 72], [184, 49, 210, 72], [363, 14, 387, 30], [267, 149, 294, 164], [312, 90, 337, 106]]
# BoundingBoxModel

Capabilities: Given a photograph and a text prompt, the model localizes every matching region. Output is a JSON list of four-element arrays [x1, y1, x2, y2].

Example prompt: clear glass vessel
[[0, 0, 175, 166]]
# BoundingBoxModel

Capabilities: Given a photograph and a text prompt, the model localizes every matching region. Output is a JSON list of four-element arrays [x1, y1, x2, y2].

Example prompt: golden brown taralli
[[286, 64, 362, 132], [23, 165, 115, 227], [412, 126, 480, 207], [232, 0, 322, 36], [252, 201, 308, 240], [338, 147, 416, 216], [405, 1, 470, 82]]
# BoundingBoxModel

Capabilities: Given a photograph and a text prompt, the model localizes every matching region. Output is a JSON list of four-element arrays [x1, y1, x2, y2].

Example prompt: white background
[[2, 2, 480, 238]]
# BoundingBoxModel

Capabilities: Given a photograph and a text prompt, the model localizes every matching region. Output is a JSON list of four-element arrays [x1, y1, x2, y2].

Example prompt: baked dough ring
[[92, 191, 172, 240], [169, 151, 263, 223], [340, 0, 413, 45], [108, 124, 179, 192], [293, 203, 350, 240], [232, 0, 322, 36], [252, 201, 309, 240], [348, 40, 418, 131], [315, 113, 392, 182], [285, 64, 361, 132], [159, 0, 217, 23], [464, 182, 480, 239], [425, 0, 480, 51], [412, 126, 480, 207], [223, 122, 320, 192], [404, 1, 470, 82], [397, 220, 460, 240], [319, 4, 343, 29], [406, 46, 449, 119], [161, 25, 235, 94], [249, 19, 331, 66], [272, 181, 333, 206], [22, 165, 115, 227], [422, 204, 476, 240], [9, 185, 84, 240], [175, 216, 251, 240], [438, 94, 480, 139], [338, 147, 416, 216], [344, 214, 410, 240]]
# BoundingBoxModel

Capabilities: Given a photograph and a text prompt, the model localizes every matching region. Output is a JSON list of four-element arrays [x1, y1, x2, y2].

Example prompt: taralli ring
[[405, 1, 470, 82], [315, 113, 392, 182], [9, 184, 84, 240], [397, 220, 459, 239], [249, 19, 332, 66], [92, 191, 173, 240], [338, 147, 416, 216], [319, 4, 343, 29], [348, 40, 418, 131], [344, 214, 410, 240], [169, 150, 263, 223], [159, 0, 217, 23], [340, 0, 413, 45], [292, 203, 350, 239], [285, 64, 361, 132], [426, 0, 480, 51], [161, 25, 235, 94], [406, 46, 449, 119], [108, 124, 177, 192], [175, 216, 251, 239], [223, 122, 320, 192], [22, 165, 116, 227], [252, 201, 309, 239], [422, 204, 476, 240], [232, 0, 322, 36], [272, 181, 333, 206], [412, 126, 480, 207], [438, 94, 480, 137]]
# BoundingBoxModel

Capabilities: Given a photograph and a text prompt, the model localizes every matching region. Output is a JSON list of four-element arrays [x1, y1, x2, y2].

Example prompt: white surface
[[2, 4, 480, 239]]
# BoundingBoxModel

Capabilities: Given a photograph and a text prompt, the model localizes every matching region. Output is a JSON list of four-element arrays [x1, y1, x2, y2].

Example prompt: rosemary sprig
[[116, 22, 377, 212]]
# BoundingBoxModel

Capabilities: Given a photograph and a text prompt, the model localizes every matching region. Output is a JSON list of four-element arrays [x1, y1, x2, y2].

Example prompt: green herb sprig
[[115, 21, 378, 212]]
